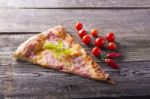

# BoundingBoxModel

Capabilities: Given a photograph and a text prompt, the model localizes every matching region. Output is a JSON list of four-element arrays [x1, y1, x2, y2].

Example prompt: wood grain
[[0, 65, 4, 99], [0, 0, 150, 8], [0, 61, 150, 98], [0, 9, 150, 33], [0, 1, 150, 98], [0, 33, 150, 98]]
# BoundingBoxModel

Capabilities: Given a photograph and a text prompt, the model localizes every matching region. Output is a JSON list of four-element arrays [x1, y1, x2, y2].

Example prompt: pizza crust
[[63, 31, 114, 83], [13, 34, 46, 61]]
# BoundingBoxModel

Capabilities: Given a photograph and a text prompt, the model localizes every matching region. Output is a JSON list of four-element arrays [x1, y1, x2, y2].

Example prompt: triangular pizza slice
[[13, 26, 114, 84]]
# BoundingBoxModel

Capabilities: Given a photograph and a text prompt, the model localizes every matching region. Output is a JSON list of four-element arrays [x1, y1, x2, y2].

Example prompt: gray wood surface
[[0, 9, 150, 33], [0, 0, 150, 8], [0, 62, 150, 98], [0, 0, 150, 98]]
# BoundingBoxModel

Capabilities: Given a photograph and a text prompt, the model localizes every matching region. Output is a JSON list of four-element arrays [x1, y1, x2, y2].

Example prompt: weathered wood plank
[[0, 0, 150, 8], [0, 58, 6, 98], [0, 65, 4, 99], [0, 33, 150, 98], [0, 33, 150, 62], [0, 61, 150, 98], [0, 5, 149, 99], [0, 9, 150, 33]]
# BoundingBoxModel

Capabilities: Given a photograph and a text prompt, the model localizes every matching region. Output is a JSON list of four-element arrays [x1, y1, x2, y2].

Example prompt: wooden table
[[0, 0, 150, 99]]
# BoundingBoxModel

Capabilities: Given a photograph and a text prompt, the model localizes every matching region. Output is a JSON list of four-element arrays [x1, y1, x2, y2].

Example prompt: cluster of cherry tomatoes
[[75, 22, 117, 56], [75, 22, 121, 69]]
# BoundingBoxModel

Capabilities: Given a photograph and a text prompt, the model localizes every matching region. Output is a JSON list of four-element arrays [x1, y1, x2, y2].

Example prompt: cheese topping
[[42, 28, 90, 77]]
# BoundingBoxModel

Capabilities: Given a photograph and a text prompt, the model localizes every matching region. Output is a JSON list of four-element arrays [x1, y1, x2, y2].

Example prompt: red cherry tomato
[[75, 22, 83, 31], [78, 29, 87, 38], [82, 35, 91, 45], [92, 47, 101, 57], [106, 32, 115, 42], [95, 37, 105, 47], [90, 28, 98, 37], [108, 42, 117, 50]]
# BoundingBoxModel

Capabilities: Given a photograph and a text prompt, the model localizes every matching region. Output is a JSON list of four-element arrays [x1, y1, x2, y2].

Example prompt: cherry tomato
[[75, 22, 83, 31], [94, 37, 105, 47], [82, 35, 91, 45], [106, 32, 115, 42], [90, 28, 98, 37], [108, 42, 117, 50], [92, 47, 101, 57], [78, 29, 87, 38]]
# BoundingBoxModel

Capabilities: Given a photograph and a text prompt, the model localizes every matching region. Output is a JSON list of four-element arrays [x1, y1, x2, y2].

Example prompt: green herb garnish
[[44, 40, 72, 58]]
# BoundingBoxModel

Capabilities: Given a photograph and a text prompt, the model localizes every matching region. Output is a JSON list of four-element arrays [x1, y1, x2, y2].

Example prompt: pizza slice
[[13, 26, 114, 84]]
